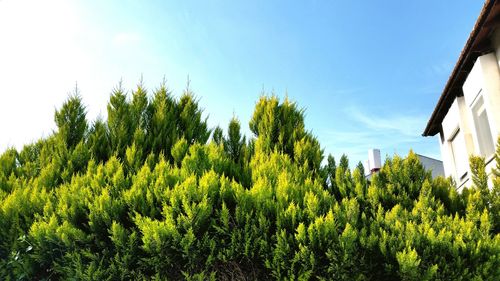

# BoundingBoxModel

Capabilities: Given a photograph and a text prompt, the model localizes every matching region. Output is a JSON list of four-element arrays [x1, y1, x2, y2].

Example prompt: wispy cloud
[[346, 106, 427, 137], [319, 105, 439, 167]]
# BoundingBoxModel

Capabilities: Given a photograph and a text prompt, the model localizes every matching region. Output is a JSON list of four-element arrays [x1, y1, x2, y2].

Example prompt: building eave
[[423, 0, 499, 136]]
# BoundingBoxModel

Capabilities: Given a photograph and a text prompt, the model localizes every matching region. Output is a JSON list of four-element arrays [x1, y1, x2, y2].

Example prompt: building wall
[[417, 154, 445, 179], [439, 96, 475, 190], [363, 152, 444, 181], [439, 39, 500, 189], [490, 28, 500, 138]]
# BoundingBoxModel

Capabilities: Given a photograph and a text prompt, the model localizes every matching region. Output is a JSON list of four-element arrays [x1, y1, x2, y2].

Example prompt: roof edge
[[422, 0, 495, 136]]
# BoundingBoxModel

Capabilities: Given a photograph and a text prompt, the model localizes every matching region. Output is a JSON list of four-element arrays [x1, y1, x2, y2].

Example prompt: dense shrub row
[[0, 82, 499, 280]]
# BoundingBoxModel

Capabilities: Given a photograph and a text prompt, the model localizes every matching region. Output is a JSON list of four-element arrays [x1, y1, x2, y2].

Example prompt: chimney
[[363, 160, 370, 176], [368, 149, 381, 174]]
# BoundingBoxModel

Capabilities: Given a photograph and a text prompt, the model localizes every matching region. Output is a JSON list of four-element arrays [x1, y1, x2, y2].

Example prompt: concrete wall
[[417, 154, 445, 179], [439, 96, 475, 190], [364, 152, 444, 181]]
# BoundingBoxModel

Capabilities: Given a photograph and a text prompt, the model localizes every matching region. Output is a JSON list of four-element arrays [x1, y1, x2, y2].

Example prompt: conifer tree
[[130, 82, 151, 157], [149, 83, 177, 159], [172, 138, 188, 166], [322, 154, 337, 192], [339, 154, 349, 171], [0, 148, 18, 178], [250, 96, 304, 156], [107, 83, 133, 158], [177, 90, 210, 145], [0, 148, 18, 193], [224, 117, 245, 163], [87, 117, 111, 163], [131, 81, 150, 132], [212, 126, 224, 145], [250, 96, 323, 173], [469, 156, 489, 211], [1, 81, 499, 280], [489, 137, 500, 232], [54, 93, 87, 149], [16, 140, 44, 179]]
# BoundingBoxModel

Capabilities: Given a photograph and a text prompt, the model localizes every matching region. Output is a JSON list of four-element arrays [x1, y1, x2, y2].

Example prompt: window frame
[[448, 127, 468, 182], [471, 94, 495, 160]]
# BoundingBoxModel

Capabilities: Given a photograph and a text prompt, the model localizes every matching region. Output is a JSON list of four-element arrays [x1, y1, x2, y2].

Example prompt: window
[[472, 96, 495, 159], [449, 129, 468, 181]]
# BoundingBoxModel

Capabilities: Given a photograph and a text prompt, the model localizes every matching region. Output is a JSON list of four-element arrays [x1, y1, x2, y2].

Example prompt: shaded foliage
[[54, 93, 87, 150]]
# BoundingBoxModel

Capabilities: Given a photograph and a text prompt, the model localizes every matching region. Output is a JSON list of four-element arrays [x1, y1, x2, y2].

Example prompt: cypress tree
[[107, 83, 133, 159], [1, 82, 499, 280], [177, 90, 210, 145], [212, 126, 224, 145], [149, 83, 177, 159], [54, 92, 87, 149], [224, 117, 245, 163], [87, 117, 111, 163]]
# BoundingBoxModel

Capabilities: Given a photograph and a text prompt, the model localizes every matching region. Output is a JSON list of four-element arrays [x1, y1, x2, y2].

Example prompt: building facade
[[364, 149, 444, 180], [423, 0, 500, 190]]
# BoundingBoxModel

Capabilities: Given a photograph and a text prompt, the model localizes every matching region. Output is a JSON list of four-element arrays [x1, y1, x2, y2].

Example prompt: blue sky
[[0, 0, 484, 166]]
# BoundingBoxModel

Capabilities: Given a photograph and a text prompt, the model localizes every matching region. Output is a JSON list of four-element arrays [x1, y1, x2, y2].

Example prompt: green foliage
[[1, 81, 499, 280], [54, 93, 88, 149], [107, 83, 134, 159], [322, 154, 337, 191], [0, 148, 18, 193], [177, 90, 211, 146], [250, 96, 323, 174], [212, 126, 224, 145], [87, 117, 111, 164], [396, 247, 421, 281], [172, 138, 189, 166], [224, 117, 245, 164]]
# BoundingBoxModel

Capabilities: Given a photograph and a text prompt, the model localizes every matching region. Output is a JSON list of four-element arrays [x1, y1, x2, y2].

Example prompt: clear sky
[[0, 0, 484, 166]]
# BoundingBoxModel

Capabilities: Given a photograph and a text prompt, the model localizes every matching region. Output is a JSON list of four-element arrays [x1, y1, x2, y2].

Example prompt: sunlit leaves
[[1, 81, 499, 279]]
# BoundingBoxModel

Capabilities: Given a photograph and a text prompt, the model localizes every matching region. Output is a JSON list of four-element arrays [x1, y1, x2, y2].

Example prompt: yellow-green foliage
[[0, 83, 499, 280]]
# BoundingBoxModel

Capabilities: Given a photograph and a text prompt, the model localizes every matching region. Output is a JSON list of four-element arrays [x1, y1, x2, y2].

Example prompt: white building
[[364, 149, 444, 179], [423, 0, 500, 190]]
